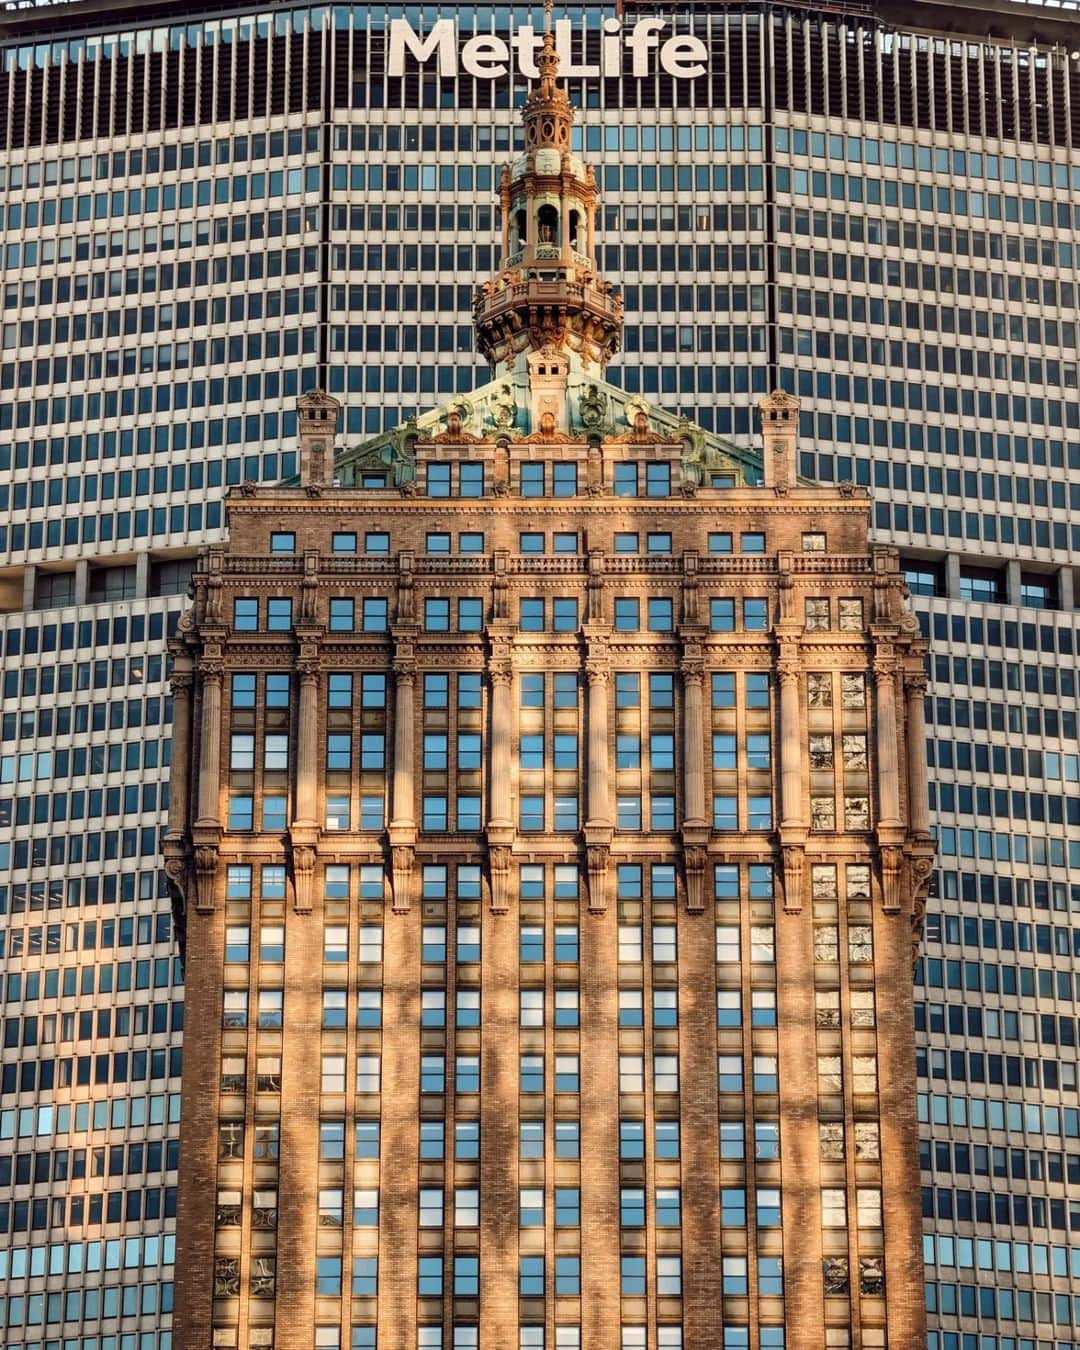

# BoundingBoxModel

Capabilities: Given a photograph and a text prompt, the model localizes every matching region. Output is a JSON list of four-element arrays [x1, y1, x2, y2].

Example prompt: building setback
[[167, 37, 932, 1350]]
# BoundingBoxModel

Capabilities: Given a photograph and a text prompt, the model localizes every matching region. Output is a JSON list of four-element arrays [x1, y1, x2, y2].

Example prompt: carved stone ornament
[[162, 854, 189, 910], [782, 843, 805, 913], [586, 843, 610, 912], [907, 853, 935, 958], [291, 843, 317, 914], [488, 843, 513, 914], [904, 670, 929, 698], [391, 843, 416, 913], [880, 843, 904, 913], [682, 843, 708, 912], [578, 383, 608, 431], [194, 844, 218, 912], [491, 383, 517, 431]]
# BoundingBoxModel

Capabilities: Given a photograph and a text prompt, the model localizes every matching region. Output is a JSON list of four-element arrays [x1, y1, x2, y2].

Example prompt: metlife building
[[0, 0, 1079, 1346]]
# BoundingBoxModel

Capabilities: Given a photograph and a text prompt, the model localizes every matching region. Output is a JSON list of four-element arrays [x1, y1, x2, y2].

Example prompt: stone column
[[778, 660, 804, 833], [777, 654, 807, 912], [583, 641, 612, 912], [680, 657, 707, 828], [478, 899, 518, 1349], [1059, 565, 1075, 612], [135, 549, 150, 600], [873, 899, 928, 1344], [487, 656, 514, 830], [195, 659, 224, 829], [293, 658, 320, 829], [904, 671, 930, 835], [578, 903, 620, 1350], [874, 653, 901, 828], [945, 553, 961, 601], [389, 651, 417, 911], [166, 669, 194, 837], [585, 656, 611, 830], [289, 647, 321, 914], [1006, 558, 1022, 607]]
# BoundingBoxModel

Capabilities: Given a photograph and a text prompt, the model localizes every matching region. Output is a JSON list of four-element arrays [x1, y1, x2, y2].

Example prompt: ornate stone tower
[[473, 29, 623, 387], [167, 26, 932, 1350]]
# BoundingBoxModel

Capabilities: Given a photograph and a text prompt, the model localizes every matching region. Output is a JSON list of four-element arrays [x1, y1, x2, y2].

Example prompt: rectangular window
[[458, 597, 483, 631], [267, 598, 293, 631], [552, 463, 578, 496], [329, 598, 354, 631], [743, 597, 768, 630], [713, 796, 737, 830], [363, 532, 387, 554], [270, 532, 295, 554], [710, 599, 735, 631], [333, 532, 358, 553], [427, 463, 451, 497], [614, 598, 640, 631], [645, 463, 670, 497], [459, 462, 484, 496], [613, 463, 638, 496], [552, 597, 579, 631], [519, 598, 545, 631], [520, 463, 544, 496], [233, 598, 258, 630], [647, 598, 673, 632], [424, 598, 450, 631], [361, 598, 388, 631]]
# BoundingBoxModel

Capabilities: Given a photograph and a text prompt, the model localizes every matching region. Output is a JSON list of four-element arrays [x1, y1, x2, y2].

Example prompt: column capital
[[873, 654, 897, 683], [777, 659, 800, 688], [297, 659, 321, 684], [585, 657, 610, 687], [199, 658, 224, 685], [393, 655, 417, 683], [680, 656, 704, 684], [903, 670, 928, 697], [171, 670, 194, 697]]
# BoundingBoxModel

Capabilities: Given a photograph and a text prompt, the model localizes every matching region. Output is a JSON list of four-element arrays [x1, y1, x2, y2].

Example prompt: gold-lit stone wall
[[166, 392, 931, 1350]]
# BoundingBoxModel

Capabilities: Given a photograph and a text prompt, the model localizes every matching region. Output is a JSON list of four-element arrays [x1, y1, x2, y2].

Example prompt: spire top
[[472, 3, 623, 378]]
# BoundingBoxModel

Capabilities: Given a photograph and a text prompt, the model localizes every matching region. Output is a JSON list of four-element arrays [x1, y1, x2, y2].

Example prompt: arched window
[[514, 209, 527, 249], [568, 209, 580, 249], [537, 203, 559, 246]]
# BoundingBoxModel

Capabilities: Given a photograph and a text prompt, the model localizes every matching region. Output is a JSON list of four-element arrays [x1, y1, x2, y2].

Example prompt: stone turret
[[473, 29, 623, 379], [297, 389, 341, 489]]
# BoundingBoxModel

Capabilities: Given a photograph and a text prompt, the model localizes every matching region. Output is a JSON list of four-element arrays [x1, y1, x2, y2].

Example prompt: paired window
[[427, 462, 484, 497], [710, 597, 769, 632]]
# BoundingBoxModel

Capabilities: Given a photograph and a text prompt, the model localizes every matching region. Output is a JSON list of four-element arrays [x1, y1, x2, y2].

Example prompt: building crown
[[473, 18, 622, 380]]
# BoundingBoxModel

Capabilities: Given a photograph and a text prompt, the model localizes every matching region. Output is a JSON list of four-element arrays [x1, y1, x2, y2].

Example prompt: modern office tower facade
[[166, 41, 930, 1348], [0, 0, 1076, 1344]]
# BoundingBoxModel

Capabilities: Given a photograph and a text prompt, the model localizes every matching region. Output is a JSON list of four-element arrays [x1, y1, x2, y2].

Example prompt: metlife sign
[[387, 17, 709, 81]]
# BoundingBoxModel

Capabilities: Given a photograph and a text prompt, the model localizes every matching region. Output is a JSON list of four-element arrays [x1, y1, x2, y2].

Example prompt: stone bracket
[[289, 833, 318, 914], [680, 827, 709, 912], [486, 831, 515, 913], [388, 833, 417, 913], [584, 825, 612, 912]]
